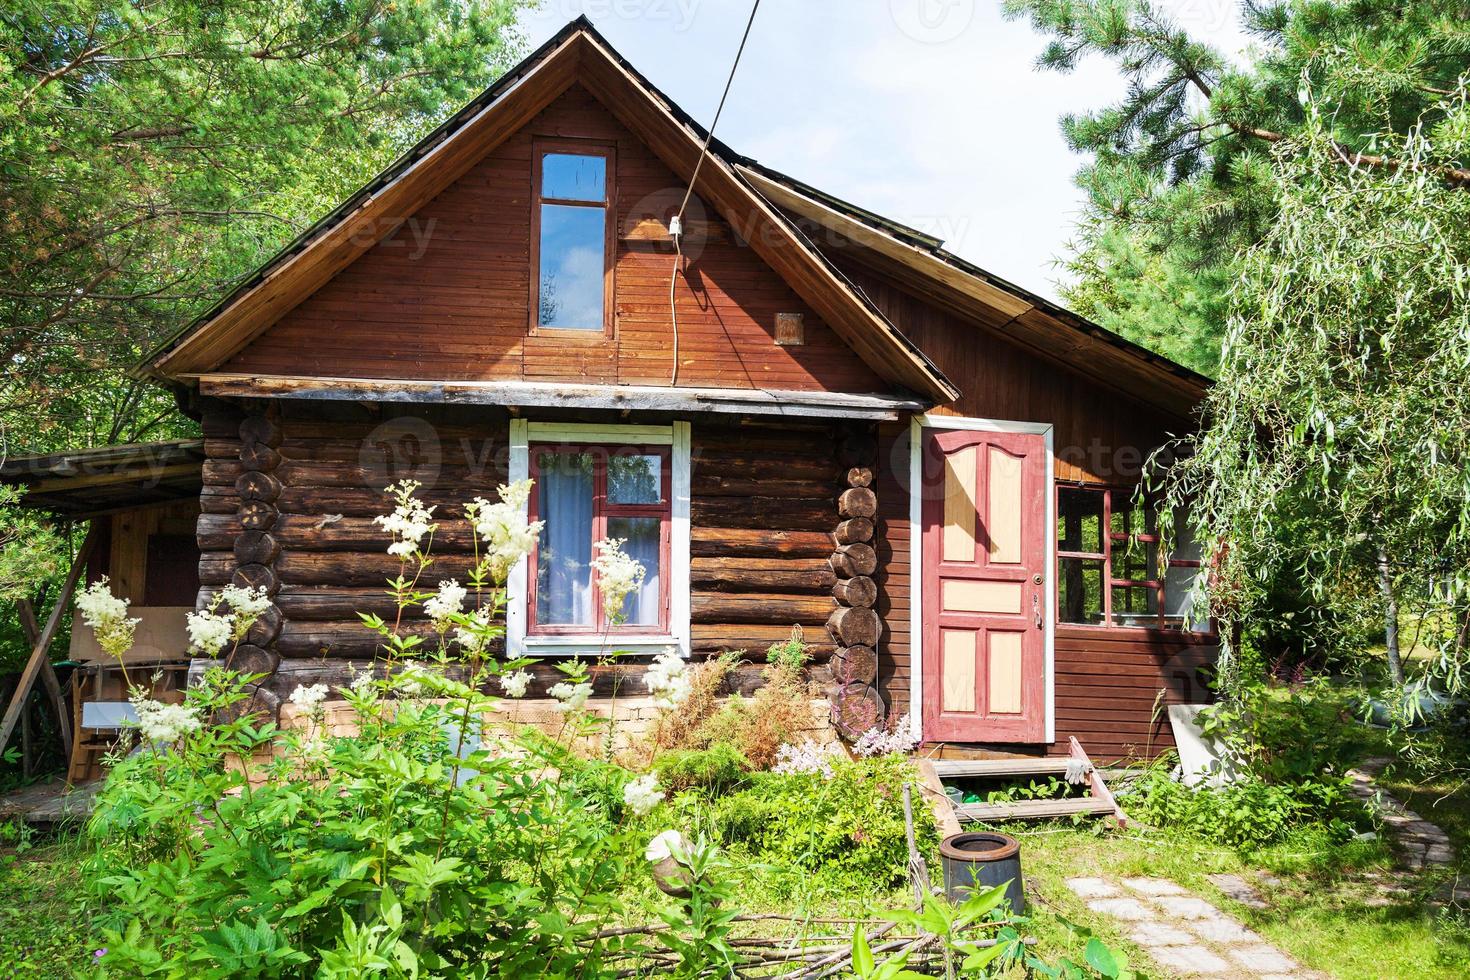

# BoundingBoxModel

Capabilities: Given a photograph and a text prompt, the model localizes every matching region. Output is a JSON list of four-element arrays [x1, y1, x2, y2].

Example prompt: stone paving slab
[[1065, 875, 1319, 978]]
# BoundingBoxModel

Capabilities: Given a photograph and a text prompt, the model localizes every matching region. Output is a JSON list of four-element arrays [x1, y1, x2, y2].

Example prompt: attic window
[[532, 141, 613, 334]]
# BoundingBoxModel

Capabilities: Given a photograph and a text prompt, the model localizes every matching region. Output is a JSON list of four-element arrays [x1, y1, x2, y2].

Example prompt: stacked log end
[[229, 409, 285, 716], [826, 426, 886, 741]]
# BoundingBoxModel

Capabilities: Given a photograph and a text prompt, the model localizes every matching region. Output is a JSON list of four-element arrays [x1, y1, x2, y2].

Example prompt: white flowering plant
[[75, 577, 141, 662]]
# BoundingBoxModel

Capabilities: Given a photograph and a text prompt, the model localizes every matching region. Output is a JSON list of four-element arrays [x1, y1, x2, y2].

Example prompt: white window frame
[[507, 419, 691, 658], [908, 414, 1056, 744]]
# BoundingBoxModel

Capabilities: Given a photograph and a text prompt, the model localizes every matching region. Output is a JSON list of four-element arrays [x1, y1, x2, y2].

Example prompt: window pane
[[541, 152, 606, 202], [1057, 486, 1104, 554], [535, 452, 594, 626], [538, 203, 605, 330], [606, 516, 661, 627], [1112, 583, 1160, 626], [608, 453, 662, 505], [1058, 557, 1104, 624]]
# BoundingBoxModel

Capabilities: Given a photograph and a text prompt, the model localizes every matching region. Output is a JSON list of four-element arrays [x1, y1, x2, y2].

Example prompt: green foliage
[[1127, 681, 1372, 848], [653, 743, 751, 795], [766, 626, 812, 673], [1197, 679, 1366, 784], [0, 0, 532, 451], [1124, 765, 1363, 849], [689, 754, 936, 885], [1006, 0, 1470, 376], [84, 669, 650, 977], [1156, 83, 1470, 692]]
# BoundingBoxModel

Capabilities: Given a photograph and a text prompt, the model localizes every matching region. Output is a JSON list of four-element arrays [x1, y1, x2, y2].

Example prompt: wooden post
[[0, 524, 99, 764], [17, 596, 73, 764]]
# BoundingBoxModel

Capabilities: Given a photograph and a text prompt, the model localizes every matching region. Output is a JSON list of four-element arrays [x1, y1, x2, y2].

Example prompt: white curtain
[[608, 516, 660, 626], [536, 453, 593, 625]]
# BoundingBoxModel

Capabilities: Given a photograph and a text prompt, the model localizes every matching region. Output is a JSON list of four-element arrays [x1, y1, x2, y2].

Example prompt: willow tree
[[1161, 83, 1470, 690]]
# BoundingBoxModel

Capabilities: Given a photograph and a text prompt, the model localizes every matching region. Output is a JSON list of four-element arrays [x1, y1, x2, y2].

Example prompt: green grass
[[0, 832, 97, 974], [1002, 818, 1469, 979]]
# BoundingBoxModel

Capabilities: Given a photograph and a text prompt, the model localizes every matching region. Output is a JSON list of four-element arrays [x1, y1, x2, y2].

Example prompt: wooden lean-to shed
[[138, 19, 1215, 763], [0, 440, 204, 780]]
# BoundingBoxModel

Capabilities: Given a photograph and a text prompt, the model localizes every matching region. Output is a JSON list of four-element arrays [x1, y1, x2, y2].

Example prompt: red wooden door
[[922, 427, 1047, 743]]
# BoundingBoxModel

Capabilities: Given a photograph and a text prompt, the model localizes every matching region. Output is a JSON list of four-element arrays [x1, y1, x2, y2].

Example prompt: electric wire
[[670, 0, 762, 386]]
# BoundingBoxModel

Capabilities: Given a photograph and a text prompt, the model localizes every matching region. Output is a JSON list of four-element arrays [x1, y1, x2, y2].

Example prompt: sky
[[518, 0, 1252, 303]]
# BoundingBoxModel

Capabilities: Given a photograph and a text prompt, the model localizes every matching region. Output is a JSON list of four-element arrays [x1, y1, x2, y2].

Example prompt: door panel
[[922, 427, 1047, 743]]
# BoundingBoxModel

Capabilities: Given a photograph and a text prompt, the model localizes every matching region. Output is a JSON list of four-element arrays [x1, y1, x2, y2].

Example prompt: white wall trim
[[909, 414, 1057, 744], [506, 419, 691, 659]]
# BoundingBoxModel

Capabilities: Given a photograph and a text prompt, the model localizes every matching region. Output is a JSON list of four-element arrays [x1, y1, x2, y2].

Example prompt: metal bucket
[[939, 831, 1024, 913]]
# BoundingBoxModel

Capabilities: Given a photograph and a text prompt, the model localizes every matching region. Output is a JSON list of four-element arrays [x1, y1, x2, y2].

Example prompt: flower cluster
[[187, 585, 273, 656], [622, 773, 664, 816], [549, 680, 592, 713], [288, 683, 330, 717], [129, 694, 203, 745], [186, 609, 234, 657], [466, 480, 543, 585], [771, 738, 840, 779], [218, 584, 272, 625], [851, 713, 920, 758], [373, 480, 437, 558], [644, 651, 691, 708], [590, 537, 645, 621], [75, 578, 141, 660], [423, 579, 467, 626], [500, 669, 531, 698], [452, 606, 495, 657]]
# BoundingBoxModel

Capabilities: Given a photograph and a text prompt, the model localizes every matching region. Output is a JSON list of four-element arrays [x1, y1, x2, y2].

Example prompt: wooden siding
[[224, 86, 885, 395], [839, 260, 1188, 486], [863, 270, 1214, 761]]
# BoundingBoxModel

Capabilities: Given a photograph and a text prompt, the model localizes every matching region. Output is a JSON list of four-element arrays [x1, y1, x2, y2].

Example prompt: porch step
[[930, 757, 1076, 779], [955, 796, 1115, 823], [935, 737, 1129, 828]]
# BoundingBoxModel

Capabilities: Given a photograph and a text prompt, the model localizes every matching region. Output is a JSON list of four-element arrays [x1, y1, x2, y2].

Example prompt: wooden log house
[[132, 19, 1215, 761]]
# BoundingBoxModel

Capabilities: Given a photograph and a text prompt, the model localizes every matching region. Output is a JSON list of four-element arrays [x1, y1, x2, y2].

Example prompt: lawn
[[1006, 819, 1469, 979]]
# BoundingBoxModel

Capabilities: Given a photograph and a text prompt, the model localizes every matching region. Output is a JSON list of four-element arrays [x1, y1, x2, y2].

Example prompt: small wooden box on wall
[[774, 312, 804, 346]]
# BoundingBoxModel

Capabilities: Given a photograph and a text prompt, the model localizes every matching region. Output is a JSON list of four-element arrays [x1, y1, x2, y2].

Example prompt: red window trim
[[529, 138, 617, 338], [1055, 482, 1212, 634], [526, 443, 672, 636]]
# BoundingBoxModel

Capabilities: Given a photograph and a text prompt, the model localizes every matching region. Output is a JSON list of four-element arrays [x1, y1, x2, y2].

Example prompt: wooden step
[[955, 796, 1115, 823], [930, 758, 1078, 779]]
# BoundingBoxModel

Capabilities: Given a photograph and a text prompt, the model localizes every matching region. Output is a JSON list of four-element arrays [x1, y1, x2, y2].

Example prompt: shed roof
[[0, 439, 204, 517]]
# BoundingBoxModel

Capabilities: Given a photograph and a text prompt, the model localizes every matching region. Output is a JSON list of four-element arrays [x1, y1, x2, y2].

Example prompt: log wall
[[198, 402, 852, 704]]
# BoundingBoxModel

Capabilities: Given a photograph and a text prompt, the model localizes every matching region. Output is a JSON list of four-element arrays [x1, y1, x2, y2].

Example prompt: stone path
[[1346, 757, 1455, 870], [1346, 756, 1467, 908], [1064, 876, 1315, 978]]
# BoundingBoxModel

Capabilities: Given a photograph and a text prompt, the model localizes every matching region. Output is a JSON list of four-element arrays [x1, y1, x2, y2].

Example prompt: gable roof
[[144, 18, 958, 403], [144, 16, 1207, 419]]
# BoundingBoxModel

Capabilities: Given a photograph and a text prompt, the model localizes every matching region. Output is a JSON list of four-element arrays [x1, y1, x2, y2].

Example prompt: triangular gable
[[147, 18, 958, 403]]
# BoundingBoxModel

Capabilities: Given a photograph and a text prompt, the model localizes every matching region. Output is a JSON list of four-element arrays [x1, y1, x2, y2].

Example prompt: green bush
[[1123, 765, 1364, 849], [654, 743, 750, 794], [689, 754, 935, 884], [83, 670, 668, 978], [1197, 678, 1367, 783]]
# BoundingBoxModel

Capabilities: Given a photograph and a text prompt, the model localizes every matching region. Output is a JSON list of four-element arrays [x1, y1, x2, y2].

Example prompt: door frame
[[908, 414, 1055, 744]]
